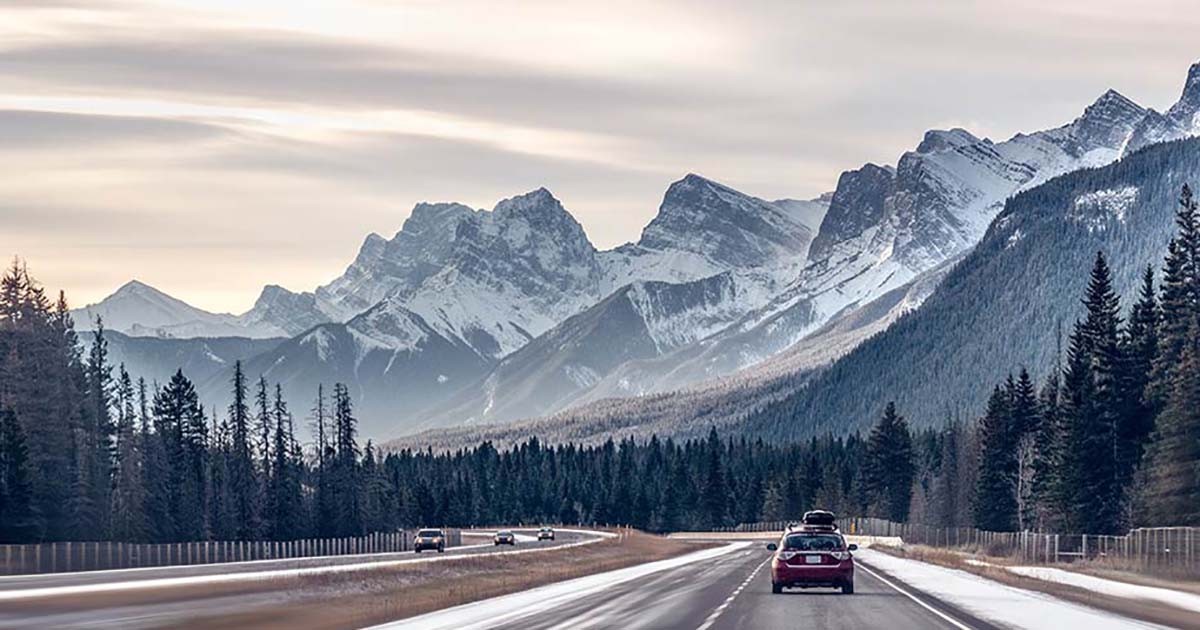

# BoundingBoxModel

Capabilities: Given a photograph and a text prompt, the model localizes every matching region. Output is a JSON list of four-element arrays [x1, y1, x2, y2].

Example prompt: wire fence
[[0, 529, 463, 576], [717, 517, 1200, 578]]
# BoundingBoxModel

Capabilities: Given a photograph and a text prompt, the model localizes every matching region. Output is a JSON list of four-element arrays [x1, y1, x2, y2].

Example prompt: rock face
[[599, 174, 817, 292]]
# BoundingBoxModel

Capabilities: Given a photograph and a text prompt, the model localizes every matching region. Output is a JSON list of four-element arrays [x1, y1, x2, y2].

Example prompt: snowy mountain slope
[[212, 295, 494, 438], [415, 272, 757, 429], [742, 135, 1200, 441], [73, 280, 333, 339], [721, 86, 1155, 360], [314, 202, 479, 320], [383, 261, 953, 451]]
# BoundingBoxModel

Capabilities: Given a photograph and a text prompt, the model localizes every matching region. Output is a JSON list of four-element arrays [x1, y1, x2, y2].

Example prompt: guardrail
[[0, 529, 463, 576], [716, 517, 1199, 578]]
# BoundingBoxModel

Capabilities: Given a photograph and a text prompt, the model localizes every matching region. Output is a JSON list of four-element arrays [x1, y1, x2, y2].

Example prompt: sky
[[2, 0, 1199, 313]]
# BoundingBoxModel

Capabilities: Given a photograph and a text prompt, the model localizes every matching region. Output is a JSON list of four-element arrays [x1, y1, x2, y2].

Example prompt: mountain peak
[[493, 187, 564, 218], [1081, 88, 1143, 119], [114, 279, 166, 298], [916, 128, 980, 154]]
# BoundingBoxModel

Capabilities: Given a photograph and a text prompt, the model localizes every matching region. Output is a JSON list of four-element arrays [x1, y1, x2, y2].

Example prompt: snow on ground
[[368, 542, 751, 630], [856, 549, 1169, 630], [1003, 565, 1200, 614]]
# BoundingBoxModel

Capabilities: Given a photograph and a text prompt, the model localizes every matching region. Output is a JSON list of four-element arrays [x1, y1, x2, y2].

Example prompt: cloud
[[0, 109, 232, 148], [2, 0, 1199, 311]]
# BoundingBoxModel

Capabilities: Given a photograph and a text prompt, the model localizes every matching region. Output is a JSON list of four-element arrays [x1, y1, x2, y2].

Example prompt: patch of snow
[[1071, 186, 1139, 232], [856, 549, 1167, 629], [1003, 565, 1200, 614]]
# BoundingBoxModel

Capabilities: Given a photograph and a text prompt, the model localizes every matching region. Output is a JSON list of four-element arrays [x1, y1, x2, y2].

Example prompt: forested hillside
[[745, 137, 1200, 440]]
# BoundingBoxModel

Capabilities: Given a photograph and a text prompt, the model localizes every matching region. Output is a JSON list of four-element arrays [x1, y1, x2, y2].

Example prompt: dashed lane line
[[694, 554, 771, 630]]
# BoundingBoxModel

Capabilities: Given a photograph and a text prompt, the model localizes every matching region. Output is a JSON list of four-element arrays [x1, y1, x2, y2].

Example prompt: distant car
[[414, 528, 445, 553], [767, 525, 857, 594], [494, 530, 516, 545], [537, 527, 555, 541]]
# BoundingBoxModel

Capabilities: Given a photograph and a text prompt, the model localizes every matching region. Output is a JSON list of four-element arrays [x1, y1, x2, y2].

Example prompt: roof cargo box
[[801, 510, 837, 526]]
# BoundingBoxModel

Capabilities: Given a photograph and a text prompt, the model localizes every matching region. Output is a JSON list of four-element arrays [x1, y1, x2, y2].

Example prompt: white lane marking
[[0, 531, 612, 601], [694, 554, 771, 630], [856, 562, 974, 630]]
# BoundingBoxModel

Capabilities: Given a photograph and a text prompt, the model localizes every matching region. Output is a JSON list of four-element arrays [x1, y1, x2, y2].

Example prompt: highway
[[480, 543, 986, 630]]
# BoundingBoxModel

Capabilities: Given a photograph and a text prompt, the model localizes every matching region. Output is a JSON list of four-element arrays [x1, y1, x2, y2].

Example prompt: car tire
[[415, 548, 422, 553], [841, 580, 854, 595], [438, 546, 444, 553], [772, 582, 783, 594]]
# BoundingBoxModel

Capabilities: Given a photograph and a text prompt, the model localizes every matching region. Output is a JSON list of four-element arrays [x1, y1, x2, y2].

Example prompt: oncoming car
[[414, 528, 445, 553], [767, 528, 857, 594], [494, 530, 516, 545], [537, 527, 555, 541]]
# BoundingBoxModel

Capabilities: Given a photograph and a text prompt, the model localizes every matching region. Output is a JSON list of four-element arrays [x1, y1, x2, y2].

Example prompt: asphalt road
[[488, 542, 986, 630]]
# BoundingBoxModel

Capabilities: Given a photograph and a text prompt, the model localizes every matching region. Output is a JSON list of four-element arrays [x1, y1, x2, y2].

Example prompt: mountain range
[[77, 61, 1200, 442]]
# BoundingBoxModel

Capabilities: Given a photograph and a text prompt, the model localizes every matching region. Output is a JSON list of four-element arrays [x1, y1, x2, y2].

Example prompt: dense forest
[[1, 184, 1198, 542]]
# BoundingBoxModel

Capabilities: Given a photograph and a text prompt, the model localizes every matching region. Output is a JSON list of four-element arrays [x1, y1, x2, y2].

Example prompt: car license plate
[[805, 555, 822, 564]]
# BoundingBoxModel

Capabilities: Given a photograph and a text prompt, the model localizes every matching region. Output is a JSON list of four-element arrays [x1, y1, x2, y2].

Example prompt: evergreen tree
[[699, 428, 730, 529], [974, 385, 1018, 531], [268, 384, 302, 540], [227, 361, 258, 539], [0, 407, 35, 542], [863, 402, 914, 522], [109, 365, 145, 542]]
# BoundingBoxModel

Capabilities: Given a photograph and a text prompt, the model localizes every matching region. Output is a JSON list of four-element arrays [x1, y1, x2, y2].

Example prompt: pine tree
[[331, 384, 362, 536], [700, 428, 730, 529], [974, 385, 1018, 531], [1010, 370, 1040, 530], [864, 402, 914, 522], [227, 361, 258, 539], [109, 365, 145, 542], [0, 407, 35, 542], [268, 384, 302, 540], [1059, 253, 1125, 533]]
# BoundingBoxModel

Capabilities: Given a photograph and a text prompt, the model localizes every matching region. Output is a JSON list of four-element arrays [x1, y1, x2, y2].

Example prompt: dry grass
[[869, 544, 1200, 630], [7, 531, 711, 630]]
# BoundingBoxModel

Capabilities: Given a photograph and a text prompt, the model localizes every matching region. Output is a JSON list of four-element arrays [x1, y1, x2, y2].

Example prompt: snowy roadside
[[366, 542, 751, 630], [999, 565, 1200, 614], [856, 549, 1169, 630]]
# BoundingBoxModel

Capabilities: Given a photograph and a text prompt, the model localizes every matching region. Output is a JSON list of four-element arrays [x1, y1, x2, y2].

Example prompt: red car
[[767, 528, 858, 594]]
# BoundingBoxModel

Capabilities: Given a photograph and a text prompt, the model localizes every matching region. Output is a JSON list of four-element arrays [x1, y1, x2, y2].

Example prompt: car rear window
[[782, 534, 843, 551]]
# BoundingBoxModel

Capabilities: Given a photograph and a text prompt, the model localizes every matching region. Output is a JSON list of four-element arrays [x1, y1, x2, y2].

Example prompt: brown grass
[[7, 531, 711, 630], [869, 544, 1200, 630]]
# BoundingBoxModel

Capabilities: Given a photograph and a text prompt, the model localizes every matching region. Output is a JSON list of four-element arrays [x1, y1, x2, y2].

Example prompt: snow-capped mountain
[[707, 85, 1157, 364], [314, 202, 479, 320], [599, 174, 819, 292], [419, 272, 756, 429], [73, 280, 330, 339]]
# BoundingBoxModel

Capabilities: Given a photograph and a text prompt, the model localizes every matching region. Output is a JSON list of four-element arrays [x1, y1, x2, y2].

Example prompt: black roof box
[[801, 510, 837, 526]]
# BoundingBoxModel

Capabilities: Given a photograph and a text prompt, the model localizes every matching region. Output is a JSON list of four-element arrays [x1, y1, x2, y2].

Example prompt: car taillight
[[777, 550, 798, 561], [830, 551, 850, 561]]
